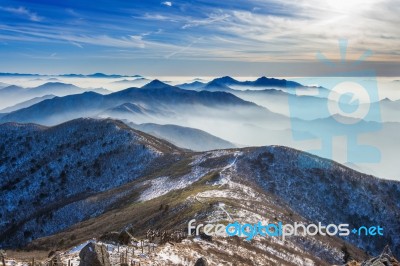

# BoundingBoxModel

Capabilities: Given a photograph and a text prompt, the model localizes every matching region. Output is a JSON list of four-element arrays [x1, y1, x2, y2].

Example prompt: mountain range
[[177, 76, 304, 92], [126, 121, 236, 151], [0, 94, 56, 113], [0, 72, 142, 78], [1, 79, 399, 180], [0, 79, 272, 126], [0, 118, 399, 265], [0, 82, 110, 110]]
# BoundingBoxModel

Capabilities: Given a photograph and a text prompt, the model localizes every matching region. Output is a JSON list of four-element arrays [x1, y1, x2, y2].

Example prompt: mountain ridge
[[0, 80, 270, 125], [0, 118, 399, 264]]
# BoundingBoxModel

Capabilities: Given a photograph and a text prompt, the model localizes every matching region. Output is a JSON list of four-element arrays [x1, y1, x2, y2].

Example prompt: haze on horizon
[[0, 0, 399, 76]]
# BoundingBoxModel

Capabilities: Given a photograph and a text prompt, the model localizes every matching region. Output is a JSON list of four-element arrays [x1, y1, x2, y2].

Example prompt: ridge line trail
[[195, 151, 241, 221]]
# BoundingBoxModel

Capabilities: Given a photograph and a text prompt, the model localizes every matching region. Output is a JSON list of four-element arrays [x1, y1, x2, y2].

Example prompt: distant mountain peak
[[34, 82, 77, 88], [87, 73, 124, 78], [204, 80, 233, 91], [2, 85, 24, 90], [175, 81, 206, 90], [252, 76, 303, 88], [381, 97, 393, 102], [142, 79, 175, 89], [203, 76, 303, 90], [213, 76, 240, 85], [254, 76, 282, 84], [256, 76, 273, 81]]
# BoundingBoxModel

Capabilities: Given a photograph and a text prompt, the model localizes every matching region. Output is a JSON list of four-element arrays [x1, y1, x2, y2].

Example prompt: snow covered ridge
[[0, 118, 183, 247], [0, 118, 399, 265]]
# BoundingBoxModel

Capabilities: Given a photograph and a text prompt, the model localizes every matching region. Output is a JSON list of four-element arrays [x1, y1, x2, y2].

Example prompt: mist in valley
[[0, 74, 399, 181]]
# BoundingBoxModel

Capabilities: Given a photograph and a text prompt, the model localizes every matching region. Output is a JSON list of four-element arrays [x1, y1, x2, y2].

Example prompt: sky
[[0, 0, 399, 76]]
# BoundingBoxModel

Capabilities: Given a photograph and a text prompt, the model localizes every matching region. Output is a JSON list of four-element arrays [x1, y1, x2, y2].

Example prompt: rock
[[79, 242, 111, 266], [118, 230, 133, 245], [346, 261, 361, 266], [361, 246, 400, 266], [194, 257, 208, 266], [48, 250, 56, 258], [199, 232, 212, 242], [50, 251, 63, 265], [99, 232, 120, 243], [99, 230, 133, 245], [0, 250, 6, 266]]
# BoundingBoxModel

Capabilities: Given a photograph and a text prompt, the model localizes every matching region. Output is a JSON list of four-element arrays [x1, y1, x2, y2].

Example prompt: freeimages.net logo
[[287, 40, 382, 164]]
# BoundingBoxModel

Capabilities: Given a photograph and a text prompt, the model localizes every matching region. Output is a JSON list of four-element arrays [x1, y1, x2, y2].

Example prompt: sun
[[325, 0, 370, 12]]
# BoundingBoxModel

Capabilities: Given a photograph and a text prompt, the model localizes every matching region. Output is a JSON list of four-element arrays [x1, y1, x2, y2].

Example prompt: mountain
[[0, 80, 270, 125], [60, 73, 138, 78], [108, 103, 154, 116], [0, 82, 111, 110], [87, 73, 124, 78], [0, 118, 181, 248], [201, 76, 304, 90], [178, 76, 240, 91], [59, 74, 86, 77], [202, 79, 235, 92], [141, 79, 176, 89], [102, 103, 158, 121], [0, 118, 399, 265], [0, 94, 56, 113], [177, 76, 304, 92], [0, 82, 10, 89], [231, 88, 338, 120], [363, 98, 400, 123], [0, 92, 107, 125], [174, 76, 307, 94], [209, 76, 242, 86], [0, 72, 140, 79], [2, 80, 398, 179], [176, 80, 206, 90], [245, 76, 303, 88], [112, 78, 148, 84], [0, 85, 25, 94], [0, 72, 40, 77], [29, 82, 83, 95], [127, 121, 236, 151]]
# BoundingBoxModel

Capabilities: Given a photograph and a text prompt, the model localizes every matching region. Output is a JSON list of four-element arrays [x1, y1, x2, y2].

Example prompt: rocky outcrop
[[194, 257, 208, 266], [347, 246, 400, 266], [361, 246, 399, 266], [99, 230, 134, 245], [79, 242, 110, 266]]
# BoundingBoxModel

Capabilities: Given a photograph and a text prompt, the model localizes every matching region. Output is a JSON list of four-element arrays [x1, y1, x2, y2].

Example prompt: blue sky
[[0, 0, 399, 76]]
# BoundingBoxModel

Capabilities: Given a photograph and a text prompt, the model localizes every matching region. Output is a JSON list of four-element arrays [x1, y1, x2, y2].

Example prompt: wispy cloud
[[166, 37, 203, 58], [140, 13, 171, 21], [65, 8, 80, 17], [70, 41, 83, 48], [182, 13, 231, 29], [162, 1, 172, 7], [0, 6, 43, 22], [0, 0, 398, 75]]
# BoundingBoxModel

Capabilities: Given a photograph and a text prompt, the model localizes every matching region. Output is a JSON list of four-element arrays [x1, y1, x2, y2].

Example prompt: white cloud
[[162, 1, 172, 7], [166, 37, 203, 58], [0, 0, 399, 63], [66, 8, 79, 17], [141, 13, 171, 21], [70, 41, 83, 48], [182, 13, 230, 29], [0, 6, 43, 22]]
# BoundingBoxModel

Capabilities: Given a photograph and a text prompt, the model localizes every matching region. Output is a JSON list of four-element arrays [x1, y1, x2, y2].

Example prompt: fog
[[0, 75, 399, 181]]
